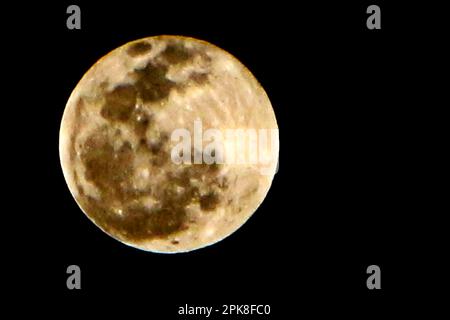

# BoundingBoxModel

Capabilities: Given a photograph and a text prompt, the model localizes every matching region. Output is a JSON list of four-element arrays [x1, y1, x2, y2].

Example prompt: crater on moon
[[59, 35, 279, 253]]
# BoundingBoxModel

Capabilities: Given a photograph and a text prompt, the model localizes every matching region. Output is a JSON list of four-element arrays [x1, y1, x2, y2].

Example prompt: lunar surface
[[59, 35, 278, 253]]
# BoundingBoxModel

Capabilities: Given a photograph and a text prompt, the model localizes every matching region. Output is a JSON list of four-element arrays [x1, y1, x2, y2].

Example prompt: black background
[[8, 0, 444, 317]]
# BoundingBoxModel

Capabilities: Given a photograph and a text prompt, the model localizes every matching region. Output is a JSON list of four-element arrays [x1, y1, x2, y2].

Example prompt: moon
[[59, 35, 279, 253]]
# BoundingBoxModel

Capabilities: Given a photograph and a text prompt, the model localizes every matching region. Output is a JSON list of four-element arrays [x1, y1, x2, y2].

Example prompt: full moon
[[59, 35, 279, 253]]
